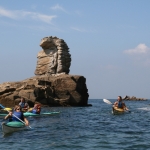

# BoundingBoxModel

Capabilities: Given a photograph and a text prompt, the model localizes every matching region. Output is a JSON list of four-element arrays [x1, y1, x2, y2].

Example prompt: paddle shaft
[[12, 114, 32, 129], [0, 104, 5, 109]]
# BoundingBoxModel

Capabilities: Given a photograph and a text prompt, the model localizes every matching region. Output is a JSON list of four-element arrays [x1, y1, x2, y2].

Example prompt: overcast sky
[[0, 0, 150, 99]]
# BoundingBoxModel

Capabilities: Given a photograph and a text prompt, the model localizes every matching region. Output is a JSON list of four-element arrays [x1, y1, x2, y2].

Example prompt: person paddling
[[30, 104, 41, 114], [113, 96, 129, 111], [19, 97, 29, 111], [4, 105, 29, 126]]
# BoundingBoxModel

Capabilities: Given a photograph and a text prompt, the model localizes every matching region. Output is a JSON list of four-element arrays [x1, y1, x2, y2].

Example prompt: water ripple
[[1, 99, 150, 149]]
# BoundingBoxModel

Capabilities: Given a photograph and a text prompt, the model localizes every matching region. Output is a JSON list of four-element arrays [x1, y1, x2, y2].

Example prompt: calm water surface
[[1, 99, 150, 150]]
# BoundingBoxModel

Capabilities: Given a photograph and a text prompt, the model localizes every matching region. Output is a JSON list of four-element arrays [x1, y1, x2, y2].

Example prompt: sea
[[1, 99, 150, 150]]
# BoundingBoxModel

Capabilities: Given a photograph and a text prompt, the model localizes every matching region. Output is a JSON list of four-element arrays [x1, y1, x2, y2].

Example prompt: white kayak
[[1, 121, 26, 135]]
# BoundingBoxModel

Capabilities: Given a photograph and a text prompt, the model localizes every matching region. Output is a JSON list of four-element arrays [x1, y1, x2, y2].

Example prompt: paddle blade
[[103, 99, 113, 105]]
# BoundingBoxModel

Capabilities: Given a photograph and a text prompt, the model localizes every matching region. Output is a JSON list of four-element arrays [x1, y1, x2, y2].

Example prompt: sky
[[0, 0, 150, 99]]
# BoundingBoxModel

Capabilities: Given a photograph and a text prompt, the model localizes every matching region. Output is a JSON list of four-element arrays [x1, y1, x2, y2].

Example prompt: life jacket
[[31, 108, 41, 114], [32, 104, 41, 114], [19, 102, 27, 108], [11, 111, 24, 122], [118, 101, 123, 108], [32, 109, 37, 114]]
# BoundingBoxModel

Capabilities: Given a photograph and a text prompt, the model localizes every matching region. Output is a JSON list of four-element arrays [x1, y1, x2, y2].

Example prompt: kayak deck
[[24, 112, 60, 117], [0, 111, 60, 117]]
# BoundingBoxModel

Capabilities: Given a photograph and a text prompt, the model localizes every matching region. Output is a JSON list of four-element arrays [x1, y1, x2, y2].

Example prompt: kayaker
[[30, 104, 41, 114], [4, 105, 29, 126], [113, 96, 129, 111], [19, 97, 29, 111]]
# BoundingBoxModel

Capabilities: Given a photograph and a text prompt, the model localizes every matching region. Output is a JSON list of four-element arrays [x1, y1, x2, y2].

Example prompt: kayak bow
[[1, 121, 26, 135], [112, 106, 125, 115]]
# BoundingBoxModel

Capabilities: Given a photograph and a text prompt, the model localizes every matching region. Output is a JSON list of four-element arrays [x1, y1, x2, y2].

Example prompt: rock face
[[0, 36, 90, 107], [35, 36, 71, 75], [0, 75, 89, 107]]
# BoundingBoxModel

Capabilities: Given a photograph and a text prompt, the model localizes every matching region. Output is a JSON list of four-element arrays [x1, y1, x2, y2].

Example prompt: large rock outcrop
[[0, 74, 89, 107], [35, 36, 71, 75], [0, 36, 90, 107]]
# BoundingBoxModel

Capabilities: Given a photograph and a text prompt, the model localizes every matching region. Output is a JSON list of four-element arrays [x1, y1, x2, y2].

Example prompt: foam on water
[[137, 107, 150, 111]]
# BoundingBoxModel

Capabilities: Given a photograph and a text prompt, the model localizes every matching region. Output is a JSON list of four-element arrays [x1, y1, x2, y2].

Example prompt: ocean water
[[1, 99, 150, 150]]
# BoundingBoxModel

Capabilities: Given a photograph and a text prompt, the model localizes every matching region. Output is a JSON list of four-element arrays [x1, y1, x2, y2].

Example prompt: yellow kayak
[[0, 104, 12, 113], [0, 107, 32, 114], [4, 108, 12, 111], [112, 106, 125, 115], [0, 108, 12, 114]]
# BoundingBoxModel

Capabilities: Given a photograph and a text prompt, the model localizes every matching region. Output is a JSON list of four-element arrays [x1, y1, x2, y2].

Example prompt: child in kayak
[[4, 105, 29, 126], [30, 104, 41, 114], [113, 96, 129, 111]]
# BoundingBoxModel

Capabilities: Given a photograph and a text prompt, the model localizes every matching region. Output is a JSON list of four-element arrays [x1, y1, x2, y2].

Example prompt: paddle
[[103, 99, 131, 112], [103, 99, 113, 105], [4, 107, 32, 129]]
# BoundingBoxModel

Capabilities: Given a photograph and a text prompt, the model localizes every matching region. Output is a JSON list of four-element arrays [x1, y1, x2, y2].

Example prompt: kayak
[[0, 109, 9, 114], [25, 111, 60, 116], [0, 111, 60, 117], [23, 112, 60, 117], [112, 106, 125, 115], [0, 108, 12, 114], [1, 121, 26, 135], [0, 108, 32, 114]]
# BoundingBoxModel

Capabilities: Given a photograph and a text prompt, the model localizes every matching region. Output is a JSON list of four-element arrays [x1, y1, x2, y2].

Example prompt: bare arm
[[113, 101, 118, 107], [123, 102, 129, 110], [4, 112, 12, 120], [24, 117, 29, 126]]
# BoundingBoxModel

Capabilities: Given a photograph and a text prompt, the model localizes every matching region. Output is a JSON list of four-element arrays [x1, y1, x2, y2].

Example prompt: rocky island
[[0, 36, 90, 107], [123, 95, 147, 101]]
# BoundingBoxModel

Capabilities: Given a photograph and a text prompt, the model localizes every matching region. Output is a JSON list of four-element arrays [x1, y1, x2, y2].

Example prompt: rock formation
[[35, 36, 71, 75], [0, 36, 90, 107], [123, 95, 147, 101]]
